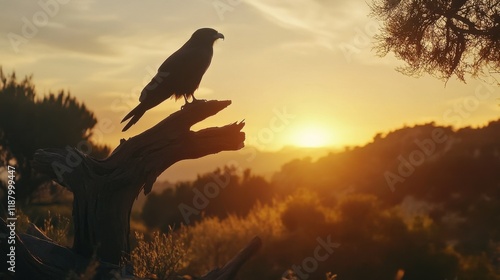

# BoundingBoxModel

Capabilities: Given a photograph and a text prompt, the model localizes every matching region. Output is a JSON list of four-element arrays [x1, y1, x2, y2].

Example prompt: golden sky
[[1, 0, 498, 151]]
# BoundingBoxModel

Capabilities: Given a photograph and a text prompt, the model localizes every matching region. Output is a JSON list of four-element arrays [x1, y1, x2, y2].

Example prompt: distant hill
[[156, 145, 332, 184], [136, 120, 500, 211], [139, 119, 500, 279], [132, 145, 332, 210], [272, 119, 500, 207]]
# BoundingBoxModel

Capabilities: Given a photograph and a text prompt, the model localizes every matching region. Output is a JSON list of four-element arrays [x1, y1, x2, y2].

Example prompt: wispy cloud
[[245, 0, 370, 51], [0, 0, 495, 151]]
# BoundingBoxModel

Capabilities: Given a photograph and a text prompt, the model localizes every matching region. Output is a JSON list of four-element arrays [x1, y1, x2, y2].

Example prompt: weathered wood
[[197, 236, 262, 280], [24, 100, 251, 278], [1, 218, 88, 279]]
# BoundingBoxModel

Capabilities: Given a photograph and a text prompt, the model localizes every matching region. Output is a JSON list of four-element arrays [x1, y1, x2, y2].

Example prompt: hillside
[[272, 120, 500, 205], [142, 119, 500, 279], [157, 145, 332, 183]]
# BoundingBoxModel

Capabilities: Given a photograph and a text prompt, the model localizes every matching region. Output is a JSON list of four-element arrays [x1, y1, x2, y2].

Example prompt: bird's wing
[[139, 70, 171, 102], [140, 46, 213, 102], [159, 46, 213, 81]]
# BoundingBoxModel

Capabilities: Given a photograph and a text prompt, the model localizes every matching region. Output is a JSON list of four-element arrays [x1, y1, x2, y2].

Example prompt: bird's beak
[[215, 32, 225, 40]]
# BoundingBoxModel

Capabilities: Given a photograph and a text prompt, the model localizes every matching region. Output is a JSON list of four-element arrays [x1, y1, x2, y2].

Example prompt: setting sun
[[290, 125, 333, 147]]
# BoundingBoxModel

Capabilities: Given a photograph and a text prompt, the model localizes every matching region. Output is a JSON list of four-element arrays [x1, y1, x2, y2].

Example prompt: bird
[[121, 28, 224, 131]]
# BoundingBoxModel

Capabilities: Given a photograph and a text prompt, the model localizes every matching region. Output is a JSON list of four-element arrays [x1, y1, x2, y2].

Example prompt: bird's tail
[[121, 103, 146, 132]]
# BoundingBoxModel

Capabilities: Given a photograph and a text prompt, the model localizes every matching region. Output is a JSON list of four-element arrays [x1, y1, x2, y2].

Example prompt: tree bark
[[198, 236, 262, 280], [29, 100, 246, 267]]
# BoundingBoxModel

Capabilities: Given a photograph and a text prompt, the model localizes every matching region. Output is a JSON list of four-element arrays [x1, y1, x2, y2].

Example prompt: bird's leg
[[181, 95, 190, 110], [184, 95, 191, 104], [182, 95, 206, 109]]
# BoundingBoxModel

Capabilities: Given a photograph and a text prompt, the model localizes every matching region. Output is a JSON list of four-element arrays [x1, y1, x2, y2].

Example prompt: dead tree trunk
[[3, 100, 259, 279]]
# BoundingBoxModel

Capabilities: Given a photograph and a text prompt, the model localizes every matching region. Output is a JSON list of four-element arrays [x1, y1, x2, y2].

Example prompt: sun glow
[[290, 125, 333, 148]]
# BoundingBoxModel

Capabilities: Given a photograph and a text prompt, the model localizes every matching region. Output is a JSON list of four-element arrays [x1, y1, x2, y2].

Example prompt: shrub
[[130, 229, 188, 279]]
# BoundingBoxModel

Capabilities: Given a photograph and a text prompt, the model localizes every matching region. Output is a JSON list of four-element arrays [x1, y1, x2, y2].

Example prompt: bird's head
[[189, 28, 224, 46]]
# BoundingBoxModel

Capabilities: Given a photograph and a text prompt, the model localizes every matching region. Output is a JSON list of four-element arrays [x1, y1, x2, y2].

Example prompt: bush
[[130, 229, 188, 280]]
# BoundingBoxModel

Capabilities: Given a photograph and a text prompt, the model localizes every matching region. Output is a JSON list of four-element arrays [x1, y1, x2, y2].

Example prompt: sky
[[1, 0, 499, 151]]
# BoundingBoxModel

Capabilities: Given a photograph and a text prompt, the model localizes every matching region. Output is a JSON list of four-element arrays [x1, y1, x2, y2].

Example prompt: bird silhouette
[[121, 28, 224, 131]]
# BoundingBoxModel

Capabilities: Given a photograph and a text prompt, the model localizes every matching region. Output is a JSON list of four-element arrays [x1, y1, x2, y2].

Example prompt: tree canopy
[[370, 0, 500, 82], [0, 68, 110, 203]]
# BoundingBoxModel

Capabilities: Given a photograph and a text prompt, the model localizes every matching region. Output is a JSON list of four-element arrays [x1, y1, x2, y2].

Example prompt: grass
[[19, 193, 337, 279], [42, 210, 71, 246], [130, 228, 188, 280]]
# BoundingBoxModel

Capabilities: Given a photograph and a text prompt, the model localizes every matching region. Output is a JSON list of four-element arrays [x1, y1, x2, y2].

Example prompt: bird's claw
[[181, 99, 207, 109], [192, 98, 207, 104]]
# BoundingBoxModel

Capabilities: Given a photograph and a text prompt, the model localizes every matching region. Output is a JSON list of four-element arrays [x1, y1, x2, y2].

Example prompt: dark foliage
[[144, 120, 500, 279], [272, 120, 500, 279], [371, 0, 500, 82], [0, 68, 110, 203], [142, 167, 273, 232]]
